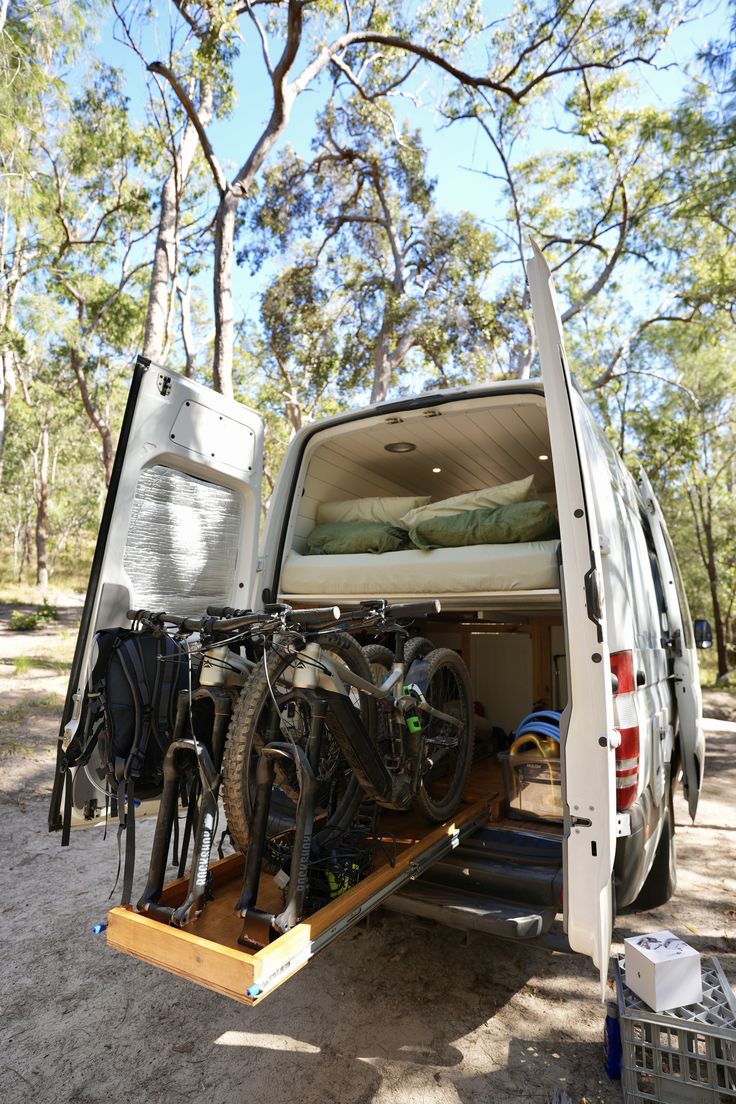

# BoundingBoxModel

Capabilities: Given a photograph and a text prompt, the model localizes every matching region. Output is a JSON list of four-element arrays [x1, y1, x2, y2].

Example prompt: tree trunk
[[142, 96, 212, 365], [370, 323, 391, 404], [35, 422, 49, 589], [70, 346, 114, 486], [213, 190, 238, 397], [19, 516, 32, 582], [100, 424, 114, 487], [702, 510, 728, 678], [0, 349, 14, 456]]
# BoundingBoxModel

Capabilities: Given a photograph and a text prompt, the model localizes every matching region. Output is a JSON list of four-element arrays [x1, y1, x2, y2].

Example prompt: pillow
[[316, 495, 431, 527], [409, 500, 559, 550], [307, 520, 410, 555], [400, 475, 535, 529]]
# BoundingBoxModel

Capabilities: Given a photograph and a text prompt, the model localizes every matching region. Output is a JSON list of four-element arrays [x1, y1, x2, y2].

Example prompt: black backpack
[[65, 627, 189, 903]]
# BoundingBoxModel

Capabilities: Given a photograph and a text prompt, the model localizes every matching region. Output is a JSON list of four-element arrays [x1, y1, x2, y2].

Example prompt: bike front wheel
[[412, 648, 474, 823], [222, 632, 376, 866]]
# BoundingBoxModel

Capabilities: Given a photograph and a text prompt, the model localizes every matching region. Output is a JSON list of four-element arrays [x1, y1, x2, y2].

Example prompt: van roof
[[300, 378, 547, 440]]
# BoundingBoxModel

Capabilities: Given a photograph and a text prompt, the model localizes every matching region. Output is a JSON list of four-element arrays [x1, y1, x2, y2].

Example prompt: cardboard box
[[624, 930, 703, 1012]]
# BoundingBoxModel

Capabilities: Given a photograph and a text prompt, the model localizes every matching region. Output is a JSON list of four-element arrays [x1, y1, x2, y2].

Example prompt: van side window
[[660, 526, 695, 650], [640, 511, 669, 637]]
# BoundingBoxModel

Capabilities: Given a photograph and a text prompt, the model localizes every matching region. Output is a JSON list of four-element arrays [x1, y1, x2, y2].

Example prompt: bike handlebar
[[127, 604, 341, 635]]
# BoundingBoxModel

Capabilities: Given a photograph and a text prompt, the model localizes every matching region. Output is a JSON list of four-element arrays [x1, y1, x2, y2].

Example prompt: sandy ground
[[0, 603, 734, 1104]]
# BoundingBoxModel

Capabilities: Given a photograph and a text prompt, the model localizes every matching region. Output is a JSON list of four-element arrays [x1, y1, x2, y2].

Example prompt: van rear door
[[638, 470, 704, 819], [48, 357, 263, 830], [526, 241, 617, 990]]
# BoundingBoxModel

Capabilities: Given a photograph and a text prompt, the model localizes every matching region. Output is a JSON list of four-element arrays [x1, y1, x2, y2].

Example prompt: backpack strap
[[61, 768, 73, 847], [115, 637, 151, 780], [151, 634, 177, 751]]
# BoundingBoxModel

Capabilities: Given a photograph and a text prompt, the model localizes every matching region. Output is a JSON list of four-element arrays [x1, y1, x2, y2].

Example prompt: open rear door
[[49, 357, 263, 831], [638, 469, 704, 819], [526, 241, 617, 991]]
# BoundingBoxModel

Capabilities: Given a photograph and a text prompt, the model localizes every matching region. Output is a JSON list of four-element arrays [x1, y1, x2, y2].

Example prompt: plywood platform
[[107, 776, 495, 1005]]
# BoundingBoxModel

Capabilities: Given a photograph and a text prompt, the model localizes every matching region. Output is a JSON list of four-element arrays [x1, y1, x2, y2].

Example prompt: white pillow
[[316, 495, 431, 527], [400, 475, 535, 529]]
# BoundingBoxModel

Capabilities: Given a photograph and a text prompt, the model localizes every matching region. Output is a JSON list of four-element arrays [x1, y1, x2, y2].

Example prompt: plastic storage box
[[614, 955, 736, 1103], [500, 750, 562, 820]]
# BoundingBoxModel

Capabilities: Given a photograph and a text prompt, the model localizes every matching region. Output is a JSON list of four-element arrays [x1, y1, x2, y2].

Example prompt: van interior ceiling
[[294, 393, 555, 546]]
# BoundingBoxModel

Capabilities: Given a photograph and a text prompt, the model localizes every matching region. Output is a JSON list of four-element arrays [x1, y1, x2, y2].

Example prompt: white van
[[49, 244, 705, 1001]]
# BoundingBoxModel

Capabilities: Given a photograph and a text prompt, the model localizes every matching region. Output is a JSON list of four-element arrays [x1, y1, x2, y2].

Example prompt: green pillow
[[306, 520, 410, 555], [409, 500, 560, 550]]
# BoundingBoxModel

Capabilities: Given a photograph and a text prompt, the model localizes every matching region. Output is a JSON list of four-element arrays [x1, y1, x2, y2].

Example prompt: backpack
[[65, 627, 189, 903]]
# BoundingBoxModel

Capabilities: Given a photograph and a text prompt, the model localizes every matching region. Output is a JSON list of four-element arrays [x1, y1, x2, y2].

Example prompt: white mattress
[[280, 540, 560, 598]]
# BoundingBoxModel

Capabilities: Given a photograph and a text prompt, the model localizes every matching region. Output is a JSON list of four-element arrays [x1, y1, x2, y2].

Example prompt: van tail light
[[611, 650, 639, 811], [610, 649, 635, 694]]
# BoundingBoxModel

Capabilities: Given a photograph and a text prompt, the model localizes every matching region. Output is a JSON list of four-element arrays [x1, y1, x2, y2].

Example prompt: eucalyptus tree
[[122, 0, 691, 398], [38, 66, 155, 485], [0, 0, 91, 455], [243, 99, 500, 412], [621, 324, 736, 678]]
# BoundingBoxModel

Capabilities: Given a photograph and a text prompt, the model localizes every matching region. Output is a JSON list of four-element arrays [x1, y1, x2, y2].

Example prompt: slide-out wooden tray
[[107, 796, 490, 1005]]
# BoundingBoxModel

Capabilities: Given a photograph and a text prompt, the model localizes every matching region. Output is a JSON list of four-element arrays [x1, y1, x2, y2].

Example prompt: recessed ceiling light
[[432, 467, 442, 473], [384, 441, 416, 453], [538, 454, 549, 461]]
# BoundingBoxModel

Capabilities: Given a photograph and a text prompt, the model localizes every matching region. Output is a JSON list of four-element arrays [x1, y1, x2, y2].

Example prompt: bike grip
[[127, 608, 170, 624], [386, 599, 441, 619], [287, 606, 341, 625]]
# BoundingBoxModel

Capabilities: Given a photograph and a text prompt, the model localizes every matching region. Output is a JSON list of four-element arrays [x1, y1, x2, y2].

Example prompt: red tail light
[[610, 649, 635, 694], [611, 650, 640, 811]]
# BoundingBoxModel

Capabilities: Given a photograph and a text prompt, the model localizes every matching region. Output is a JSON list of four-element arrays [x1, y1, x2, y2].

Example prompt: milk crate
[[614, 955, 736, 1103]]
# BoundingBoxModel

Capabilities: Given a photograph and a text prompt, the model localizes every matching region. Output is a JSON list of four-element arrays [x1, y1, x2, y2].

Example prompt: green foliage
[[242, 101, 503, 406], [8, 610, 40, 631]]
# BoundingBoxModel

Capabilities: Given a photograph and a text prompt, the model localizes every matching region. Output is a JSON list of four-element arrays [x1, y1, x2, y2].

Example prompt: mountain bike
[[127, 603, 345, 927], [222, 598, 474, 948]]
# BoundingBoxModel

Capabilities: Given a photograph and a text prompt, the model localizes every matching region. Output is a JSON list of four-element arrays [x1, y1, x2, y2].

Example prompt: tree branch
[[147, 61, 227, 196]]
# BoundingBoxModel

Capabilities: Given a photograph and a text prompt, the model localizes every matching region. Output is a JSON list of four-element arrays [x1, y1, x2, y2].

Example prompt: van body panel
[[54, 360, 262, 820], [638, 470, 704, 819], [526, 241, 617, 985]]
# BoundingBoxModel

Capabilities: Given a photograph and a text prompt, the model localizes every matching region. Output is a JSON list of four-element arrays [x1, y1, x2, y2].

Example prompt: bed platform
[[279, 539, 561, 607]]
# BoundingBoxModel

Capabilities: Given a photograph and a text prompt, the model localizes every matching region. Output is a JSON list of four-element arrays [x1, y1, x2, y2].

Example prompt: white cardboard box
[[624, 930, 702, 1012]]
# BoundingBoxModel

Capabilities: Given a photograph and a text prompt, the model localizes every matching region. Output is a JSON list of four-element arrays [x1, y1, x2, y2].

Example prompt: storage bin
[[614, 954, 736, 1103], [500, 750, 562, 820]]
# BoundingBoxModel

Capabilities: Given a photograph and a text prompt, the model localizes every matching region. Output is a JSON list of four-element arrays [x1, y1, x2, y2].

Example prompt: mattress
[[280, 540, 560, 598]]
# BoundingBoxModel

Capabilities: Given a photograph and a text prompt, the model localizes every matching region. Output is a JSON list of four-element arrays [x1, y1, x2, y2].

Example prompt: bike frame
[[236, 635, 465, 948]]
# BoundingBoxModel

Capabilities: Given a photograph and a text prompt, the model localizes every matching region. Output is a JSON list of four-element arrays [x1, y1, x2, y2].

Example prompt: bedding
[[280, 539, 561, 597], [409, 500, 559, 550], [399, 475, 535, 529], [306, 520, 410, 555], [316, 494, 430, 527]]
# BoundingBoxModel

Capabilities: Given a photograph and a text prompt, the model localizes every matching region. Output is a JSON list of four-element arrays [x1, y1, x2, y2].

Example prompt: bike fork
[[236, 741, 317, 949], [138, 685, 233, 926]]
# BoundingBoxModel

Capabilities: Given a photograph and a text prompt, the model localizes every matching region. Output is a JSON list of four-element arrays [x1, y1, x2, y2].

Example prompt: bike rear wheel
[[413, 648, 474, 823], [222, 632, 376, 867]]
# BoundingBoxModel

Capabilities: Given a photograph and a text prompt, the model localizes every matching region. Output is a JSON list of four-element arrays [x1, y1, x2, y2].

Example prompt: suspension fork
[[137, 737, 219, 926], [138, 685, 233, 927], [236, 741, 318, 948]]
